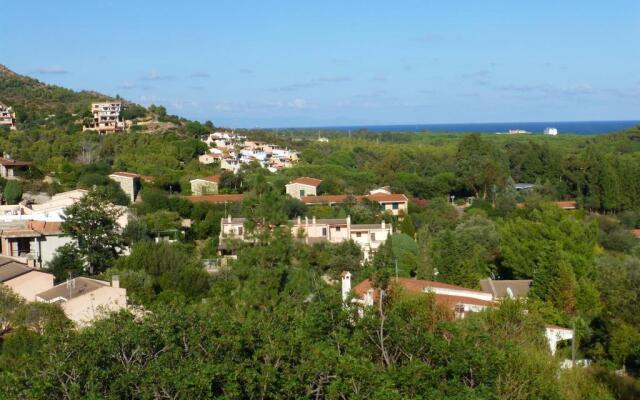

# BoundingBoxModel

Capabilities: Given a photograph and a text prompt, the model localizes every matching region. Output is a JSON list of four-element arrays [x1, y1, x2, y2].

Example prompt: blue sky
[[1, 1, 639, 128]]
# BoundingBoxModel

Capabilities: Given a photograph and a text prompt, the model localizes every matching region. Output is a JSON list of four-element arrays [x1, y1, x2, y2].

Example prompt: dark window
[[392, 202, 399, 210]]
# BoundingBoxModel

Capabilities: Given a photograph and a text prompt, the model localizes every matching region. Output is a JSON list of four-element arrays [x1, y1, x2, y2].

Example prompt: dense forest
[[1, 67, 639, 399]]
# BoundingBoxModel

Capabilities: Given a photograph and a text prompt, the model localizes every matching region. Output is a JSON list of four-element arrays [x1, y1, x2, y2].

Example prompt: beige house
[[36, 276, 127, 326], [285, 177, 322, 199], [190, 175, 220, 196], [220, 215, 392, 260], [109, 172, 141, 203], [0, 157, 32, 179], [0, 102, 16, 129], [0, 256, 54, 301], [84, 102, 125, 134], [300, 193, 409, 216]]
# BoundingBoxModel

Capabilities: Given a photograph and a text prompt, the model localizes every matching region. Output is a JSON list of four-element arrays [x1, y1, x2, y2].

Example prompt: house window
[[336, 227, 341, 232], [392, 202, 399, 210], [299, 190, 305, 197], [322, 227, 327, 236], [370, 233, 376, 241], [237, 227, 243, 235], [356, 232, 361, 238]]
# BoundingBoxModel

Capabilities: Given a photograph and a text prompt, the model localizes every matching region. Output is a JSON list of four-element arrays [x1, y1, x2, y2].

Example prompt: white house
[[0, 256, 54, 301], [190, 175, 220, 196], [285, 177, 323, 199]]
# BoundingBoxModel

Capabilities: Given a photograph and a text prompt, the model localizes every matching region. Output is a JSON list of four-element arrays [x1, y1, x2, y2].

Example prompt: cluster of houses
[[199, 132, 299, 173], [341, 272, 574, 356], [0, 101, 16, 130], [0, 256, 127, 326]]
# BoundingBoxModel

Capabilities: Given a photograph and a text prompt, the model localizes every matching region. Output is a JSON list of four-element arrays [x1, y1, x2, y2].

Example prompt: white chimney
[[112, 275, 120, 289], [312, 216, 316, 225], [297, 216, 301, 225], [341, 271, 351, 303], [346, 215, 351, 226], [227, 214, 232, 223], [381, 220, 386, 229]]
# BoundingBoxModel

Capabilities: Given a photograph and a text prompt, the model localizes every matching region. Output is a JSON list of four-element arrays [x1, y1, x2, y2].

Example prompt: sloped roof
[[366, 193, 408, 203], [289, 177, 323, 187], [191, 175, 220, 184], [0, 261, 33, 283], [36, 277, 109, 302], [0, 158, 31, 167]]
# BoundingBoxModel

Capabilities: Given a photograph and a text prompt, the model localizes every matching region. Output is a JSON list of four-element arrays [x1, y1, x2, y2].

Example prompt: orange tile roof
[[290, 177, 323, 187], [631, 229, 640, 238], [27, 221, 63, 235], [366, 193, 408, 203], [193, 175, 220, 183], [186, 194, 245, 203], [555, 201, 577, 209]]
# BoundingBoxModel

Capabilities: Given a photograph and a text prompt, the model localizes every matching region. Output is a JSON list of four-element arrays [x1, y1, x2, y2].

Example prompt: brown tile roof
[[192, 175, 220, 183], [555, 201, 577, 209], [290, 177, 323, 187], [0, 261, 33, 283], [109, 171, 140, 178], [186, 194, 245, 203], [631, 229, 640, 238], [433, 294, 495, 307], [0, 221, 64, 238], [301, 195, 350, 204], [0, 158, 31, 167], [27, 220, 63, 235]]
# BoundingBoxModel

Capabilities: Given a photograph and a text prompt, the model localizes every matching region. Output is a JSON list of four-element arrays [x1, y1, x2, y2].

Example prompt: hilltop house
[[0, 157, 31, 180], [0, 256, 54, 301], [109, 172, 141, 203], [190, 175, 220, 196], [84, 102, 125, 133], [36, 276, 127, 326], [219, 215, 392, 260], [285, 177, 322, 199], [0, 102, 16, 129]]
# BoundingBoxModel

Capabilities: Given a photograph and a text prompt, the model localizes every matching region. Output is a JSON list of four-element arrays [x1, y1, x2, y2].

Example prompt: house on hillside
[[285, 177, 322, 199], [219, 215, 392, 260], [0, 220, 74, 269], [342, 273, 494, 319], [36, 276, 127, 326], [190, 175, 220, 196], [0, 256, 54, 301], [299, 193, 409, 216], [0, 157, 31, 180], [109, 172, 141, 203], [0, 102, 16, 129], [84, 102, 125, 133]]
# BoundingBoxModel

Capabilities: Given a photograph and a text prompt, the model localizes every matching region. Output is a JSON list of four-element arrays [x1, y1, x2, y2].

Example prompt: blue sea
[[312, 120, 640, 135]]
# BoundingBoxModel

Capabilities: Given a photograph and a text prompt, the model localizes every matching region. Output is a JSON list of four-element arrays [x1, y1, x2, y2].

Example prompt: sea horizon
[[281, 119, 640, 135]]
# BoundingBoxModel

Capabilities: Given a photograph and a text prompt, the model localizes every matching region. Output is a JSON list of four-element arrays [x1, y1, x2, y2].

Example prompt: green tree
[[3, 180, 22, 204], [62, 190, 125, 274]]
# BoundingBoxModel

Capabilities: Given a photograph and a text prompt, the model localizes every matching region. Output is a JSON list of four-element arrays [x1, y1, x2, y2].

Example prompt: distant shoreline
[[278, 120, 640, 135]]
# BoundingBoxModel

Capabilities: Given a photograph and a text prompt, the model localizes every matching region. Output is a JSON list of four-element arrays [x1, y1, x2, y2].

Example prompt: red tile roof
[[366, 193, 408, 203], [27, 221, 63, 235], [290, 177, 323, 187], [192, 175, 220, 183], [301, 194, 350, 204], [555, 201, 577, 209], [186, 194, 245, 203]]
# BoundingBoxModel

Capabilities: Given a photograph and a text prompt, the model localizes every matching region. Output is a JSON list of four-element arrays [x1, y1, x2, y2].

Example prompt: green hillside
[[0, 64, 115, 122]]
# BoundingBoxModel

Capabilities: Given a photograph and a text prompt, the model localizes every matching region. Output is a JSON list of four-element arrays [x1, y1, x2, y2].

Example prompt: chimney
[[227, 214, 232, 223], [312, 216, 316, 225], [112, 275, 120, 289], [381, 220, 386, 229], [305, 216, 308, 225], [297, 216, 301, 225], [346, 215, 351, 227], [341, 271, 351, 303]]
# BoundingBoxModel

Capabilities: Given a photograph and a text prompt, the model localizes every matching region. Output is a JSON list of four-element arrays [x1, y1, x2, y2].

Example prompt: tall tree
[[62, 190, 125, 274]]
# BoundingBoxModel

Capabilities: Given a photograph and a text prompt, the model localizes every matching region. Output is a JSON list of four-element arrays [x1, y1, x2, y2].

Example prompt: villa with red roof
[[190, 175, 220, 196], [285, 177, 323, 199]]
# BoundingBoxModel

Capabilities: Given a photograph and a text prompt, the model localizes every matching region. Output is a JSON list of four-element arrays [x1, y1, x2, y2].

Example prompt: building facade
[[190, 175, 220, 196], [0, 102, 16, 129], [85, 102, 125, 133], [285, 177, 322, 199]]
